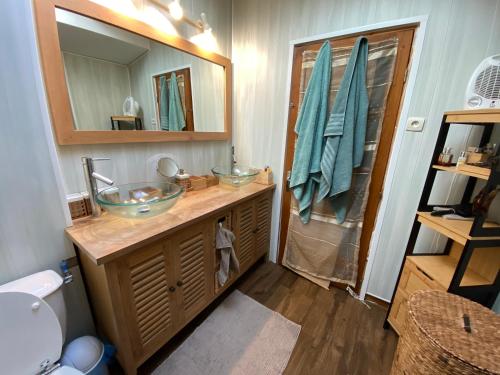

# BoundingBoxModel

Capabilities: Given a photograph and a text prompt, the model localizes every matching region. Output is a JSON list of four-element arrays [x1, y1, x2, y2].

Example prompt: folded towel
[[168, 72, 186, 131], [216, 225, 239, 287], [289, 41, 332, 224], [318, 36, 368, 223], [159, 76, 169, 130]]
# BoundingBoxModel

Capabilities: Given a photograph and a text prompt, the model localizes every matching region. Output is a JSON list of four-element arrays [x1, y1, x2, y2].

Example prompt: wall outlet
[[406, 117, 425, 132]]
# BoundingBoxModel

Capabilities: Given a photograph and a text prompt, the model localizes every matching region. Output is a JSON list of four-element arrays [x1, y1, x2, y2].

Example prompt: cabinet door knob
[[177, 280, 183, 287], [169, 286, 176, 292]]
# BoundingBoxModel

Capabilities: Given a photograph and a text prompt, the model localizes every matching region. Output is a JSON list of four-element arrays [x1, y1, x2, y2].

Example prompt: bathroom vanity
[[65, 183, 274, 374]]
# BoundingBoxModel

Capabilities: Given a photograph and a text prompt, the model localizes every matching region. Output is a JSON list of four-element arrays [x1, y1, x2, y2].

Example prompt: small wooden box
[[202, 175, 219, 187], [466, 152, 489, 164], [190, 176, 208, 191], [255, 168, 274, 185], [68, 198, 91, 220]]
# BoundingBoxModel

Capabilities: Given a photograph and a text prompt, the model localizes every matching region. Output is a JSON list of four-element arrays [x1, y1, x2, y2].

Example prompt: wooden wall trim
[[33, 0, 232, 145]]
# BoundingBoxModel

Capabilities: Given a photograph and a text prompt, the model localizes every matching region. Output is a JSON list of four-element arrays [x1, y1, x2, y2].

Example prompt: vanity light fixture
[[143, 5, 178, 35], [167, 0, 183, 20], [190, 13, 217, 52]]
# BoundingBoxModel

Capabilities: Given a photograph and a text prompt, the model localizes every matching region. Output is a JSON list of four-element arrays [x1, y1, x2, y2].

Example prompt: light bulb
[[168, 0, 183, 20], [142, 6, 177, 35], [190, 28, 217, 52]]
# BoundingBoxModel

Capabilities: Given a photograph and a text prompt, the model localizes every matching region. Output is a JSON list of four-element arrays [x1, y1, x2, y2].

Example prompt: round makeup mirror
[[157, 157, 179, 181]]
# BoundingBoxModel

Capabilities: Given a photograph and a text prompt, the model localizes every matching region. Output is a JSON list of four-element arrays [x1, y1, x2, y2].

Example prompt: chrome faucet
[[82, 157, 114, 217]]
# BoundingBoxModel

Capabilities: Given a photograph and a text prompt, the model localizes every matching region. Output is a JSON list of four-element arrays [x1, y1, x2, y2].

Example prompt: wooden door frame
[[275, 16, 429, 299]]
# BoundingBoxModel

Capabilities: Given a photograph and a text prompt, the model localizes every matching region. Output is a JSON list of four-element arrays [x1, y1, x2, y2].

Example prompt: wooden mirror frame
[[33, 0, 232, 145]]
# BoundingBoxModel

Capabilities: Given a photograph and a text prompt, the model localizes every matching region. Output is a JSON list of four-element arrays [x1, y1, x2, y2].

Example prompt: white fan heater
[[465, 54, 500, 109]]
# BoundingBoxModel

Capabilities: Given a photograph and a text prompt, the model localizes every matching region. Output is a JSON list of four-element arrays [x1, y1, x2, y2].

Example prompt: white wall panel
[[63, 52, 131, 131], [58, 141, 231, 194], [0, 0, 94, 340], [232, 0, 500, 300]]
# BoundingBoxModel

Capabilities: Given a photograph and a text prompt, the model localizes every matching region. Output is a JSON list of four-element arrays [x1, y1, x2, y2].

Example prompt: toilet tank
[[0, 270, 67, 342]]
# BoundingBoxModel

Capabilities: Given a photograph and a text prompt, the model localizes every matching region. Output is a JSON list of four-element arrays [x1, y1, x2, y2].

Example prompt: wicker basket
[[390, 290, 500, 375]]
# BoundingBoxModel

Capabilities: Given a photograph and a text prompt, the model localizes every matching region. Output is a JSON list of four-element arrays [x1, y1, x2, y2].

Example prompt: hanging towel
[[318, 37, 368, 223], [159, 76, 169, 130], [168, 72, 186, 131], [289, 41, 332, 224], [216, 224, 240, 287]]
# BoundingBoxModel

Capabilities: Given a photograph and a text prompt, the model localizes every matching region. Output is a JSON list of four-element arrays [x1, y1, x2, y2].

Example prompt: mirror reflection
[[56, 9, 225, 132]]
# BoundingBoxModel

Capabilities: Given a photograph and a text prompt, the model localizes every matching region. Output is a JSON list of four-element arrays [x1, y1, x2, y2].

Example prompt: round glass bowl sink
[[96, 182, 182, 218], [211, 165, 259, 187]]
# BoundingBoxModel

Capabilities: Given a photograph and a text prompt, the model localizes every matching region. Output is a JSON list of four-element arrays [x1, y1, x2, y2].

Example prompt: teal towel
[[289, 41, 332, 224], [318, 37, 368, 224], [159, 76, 169, 130], [168, 72, 186, 131]]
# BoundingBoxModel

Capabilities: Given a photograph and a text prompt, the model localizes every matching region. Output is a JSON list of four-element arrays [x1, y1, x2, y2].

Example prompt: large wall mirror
[[34, 0, 231, 144]]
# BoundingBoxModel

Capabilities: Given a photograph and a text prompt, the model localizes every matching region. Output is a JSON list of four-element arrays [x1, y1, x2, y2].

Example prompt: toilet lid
[[0, 291, 62, 374]]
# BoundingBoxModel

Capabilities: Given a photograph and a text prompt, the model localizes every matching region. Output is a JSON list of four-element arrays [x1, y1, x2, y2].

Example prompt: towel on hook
[[289, 41, 332, 224], [318, 37, 369, 223], [168, 72, 186, 131], [216, 224, 240, 287]]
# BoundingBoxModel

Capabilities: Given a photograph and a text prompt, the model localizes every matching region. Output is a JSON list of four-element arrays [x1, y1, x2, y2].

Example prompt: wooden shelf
[[407, 255, 492, 288], [417, 211, 500, 245], [432, 164, 491, 180], [444, 109, 500, 124], [387, 109, 500, 332]]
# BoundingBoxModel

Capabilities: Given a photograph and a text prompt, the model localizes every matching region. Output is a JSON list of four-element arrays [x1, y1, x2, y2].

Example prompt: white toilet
[[0, 270, 83, 374]]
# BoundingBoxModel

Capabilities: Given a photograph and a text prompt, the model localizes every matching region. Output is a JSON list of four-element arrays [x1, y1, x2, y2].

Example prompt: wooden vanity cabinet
[[234, 192, 273, 272], [170, 221, 214, 325], [76, 188, 274, 374], [114, 220, 214, 363], [114, 240, 177, 362]]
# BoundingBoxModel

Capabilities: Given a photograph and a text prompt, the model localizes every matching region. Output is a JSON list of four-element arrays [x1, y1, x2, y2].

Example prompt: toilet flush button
[[31, 301, 40, 311]]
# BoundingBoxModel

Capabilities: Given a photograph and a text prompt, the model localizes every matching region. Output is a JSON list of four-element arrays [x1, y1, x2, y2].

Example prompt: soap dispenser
[[175, 169, 191, 191]]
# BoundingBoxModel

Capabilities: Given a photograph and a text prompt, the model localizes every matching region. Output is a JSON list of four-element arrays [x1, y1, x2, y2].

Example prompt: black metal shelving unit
[[384, 109, 500, 329]]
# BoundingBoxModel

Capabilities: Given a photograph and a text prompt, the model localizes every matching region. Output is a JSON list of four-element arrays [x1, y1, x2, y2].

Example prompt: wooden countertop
[[66, 183, 275, 265]]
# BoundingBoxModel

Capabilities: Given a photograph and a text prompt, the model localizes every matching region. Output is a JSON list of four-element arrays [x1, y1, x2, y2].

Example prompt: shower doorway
[[278, 25, 416, 293]]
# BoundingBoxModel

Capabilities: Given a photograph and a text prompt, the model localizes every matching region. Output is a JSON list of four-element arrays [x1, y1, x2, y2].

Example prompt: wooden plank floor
[[135, 261, 398, 374], [238, 262, 398, 375]]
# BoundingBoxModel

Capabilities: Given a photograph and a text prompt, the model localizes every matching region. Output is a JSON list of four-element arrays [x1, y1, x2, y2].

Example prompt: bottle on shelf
[[456, 151, 467, 168], [437, 147, 453, 166]]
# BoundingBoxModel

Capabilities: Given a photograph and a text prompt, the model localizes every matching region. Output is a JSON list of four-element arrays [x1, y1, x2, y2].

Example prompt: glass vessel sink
[[96, 182, 182, 218], [211, 165, 259, 187]]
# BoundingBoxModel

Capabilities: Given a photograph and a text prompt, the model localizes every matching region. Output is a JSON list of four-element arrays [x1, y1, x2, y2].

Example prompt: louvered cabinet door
[[234, 200, 256, 272], [171, 221, 214, 324], [117, 241, 177, 361], [255, 192, 272, 258]]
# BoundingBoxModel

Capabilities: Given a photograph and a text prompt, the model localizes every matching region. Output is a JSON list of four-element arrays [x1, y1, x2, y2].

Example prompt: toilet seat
[[0, 291, 82, 374], [53, 365, 85, 374]]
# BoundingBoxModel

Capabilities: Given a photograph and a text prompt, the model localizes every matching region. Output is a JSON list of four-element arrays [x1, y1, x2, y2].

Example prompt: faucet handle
[[91, 157, 111, 162]]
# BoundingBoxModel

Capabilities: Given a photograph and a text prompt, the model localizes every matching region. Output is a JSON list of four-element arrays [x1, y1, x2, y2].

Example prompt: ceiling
[[56, 10, 150, 65]]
